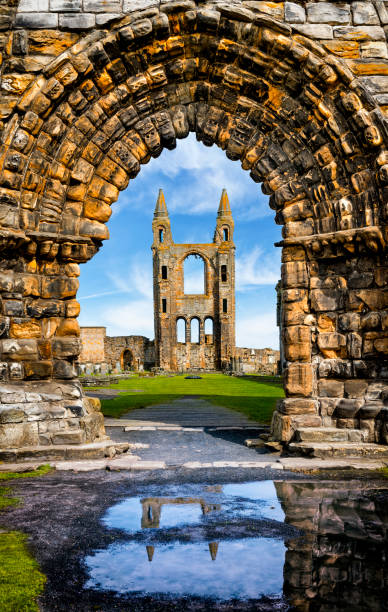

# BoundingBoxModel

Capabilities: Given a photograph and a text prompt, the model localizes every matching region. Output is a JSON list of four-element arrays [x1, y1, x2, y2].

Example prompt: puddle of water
[[83, 480, 388, 609], [85, 538, 285, 599]]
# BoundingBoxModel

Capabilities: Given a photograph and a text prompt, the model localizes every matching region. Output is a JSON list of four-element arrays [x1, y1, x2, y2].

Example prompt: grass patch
[[0, 532, 46, 612], [99, 373, 284, 423], [0, 466, 50, 611], [0, 464, 51, 482]]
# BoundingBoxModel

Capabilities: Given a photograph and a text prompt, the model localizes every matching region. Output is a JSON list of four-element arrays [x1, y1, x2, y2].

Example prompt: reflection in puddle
[[84, 480, 388, 610], [86, 539, 285, 599]]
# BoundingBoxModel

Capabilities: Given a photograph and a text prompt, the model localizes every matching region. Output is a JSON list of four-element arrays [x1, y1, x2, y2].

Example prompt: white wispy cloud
[[236, 310, 279, 349], [236, 246, 281, 291], [107, 259, 153, 300], [113, 134, 270, 219], [104, 299, 154, 337], [78, 290, 123, 300]]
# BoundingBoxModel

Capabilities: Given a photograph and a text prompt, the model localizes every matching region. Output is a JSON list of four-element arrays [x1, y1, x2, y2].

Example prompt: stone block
[[318, 359, 352, 379], [294, 24, 333, 39], [83, 0, 121, 11], [283, 325, 311, 362], [319, 398, 339, 417], [58, 13, 95, 30], [53, 359, 77, 379], [281, 262, 308, 289], [351, 2, 379, 25], [344, 379, 368, 398], [359, 403, 383, 419], [52, 429, 86, 445], [334, 26, 385, 40], [52, 337, 81, 358], [0, 422, 39, 448], [18, 0, 49, 9], [334, 398, 363, 418], [359, 418, 376, 442], [318, 379, 344, 397], [361, 41, 388, 58], [244, 2, 284, 19], [83, 396, 102, 414], [41, 277, 78, 299], [123, 0, 158, 11], [284, 363, 313, 397], [338, 313, 360, 331], [271, 410, 292, 442], [311, 289, 343, 312], [23, 361, 53, 379], [284, 2, 305, 23], [278, 398, 318, 415], [360, 312, 380, 330], [347, 332, 362, 358], [50, 0, 81, 10], [0, 407, 25, 424], [96, 14, 122, 25], [10, 320, 41, 339], [1, 339, 38, 361], [15, 13, 58, 28], [306, 3, 350, 25], [318, 332, 346, 351], [80, 412, 105, 442]]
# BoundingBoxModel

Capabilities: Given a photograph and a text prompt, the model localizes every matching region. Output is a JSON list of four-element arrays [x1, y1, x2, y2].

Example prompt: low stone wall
[[232, 347, 280, 375]]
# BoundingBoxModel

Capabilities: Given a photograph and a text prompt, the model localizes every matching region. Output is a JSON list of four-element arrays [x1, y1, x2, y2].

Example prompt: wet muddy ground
[[1, 467, 388, 611]]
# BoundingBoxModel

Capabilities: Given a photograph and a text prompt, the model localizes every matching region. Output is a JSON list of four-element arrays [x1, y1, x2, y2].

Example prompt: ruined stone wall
[[104, 335, 155, 370], [79, 325, 106, 363], [0, 0, 386, 450], [233, 346, 280, 374]]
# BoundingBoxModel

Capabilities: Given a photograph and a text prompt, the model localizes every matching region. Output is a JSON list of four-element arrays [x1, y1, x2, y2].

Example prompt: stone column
[[0, 255, 105, 449]]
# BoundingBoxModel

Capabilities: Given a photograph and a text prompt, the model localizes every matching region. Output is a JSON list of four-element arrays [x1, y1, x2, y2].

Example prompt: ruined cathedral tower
[[152, 189, 235, 371]]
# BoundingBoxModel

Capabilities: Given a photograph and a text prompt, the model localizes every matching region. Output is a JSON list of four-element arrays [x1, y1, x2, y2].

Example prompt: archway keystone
[[0, 0, 387, 454]]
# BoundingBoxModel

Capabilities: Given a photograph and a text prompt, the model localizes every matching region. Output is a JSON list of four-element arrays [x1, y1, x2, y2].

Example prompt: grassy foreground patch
[[0, 466, 50, 612], [99, 373, 284, 423]]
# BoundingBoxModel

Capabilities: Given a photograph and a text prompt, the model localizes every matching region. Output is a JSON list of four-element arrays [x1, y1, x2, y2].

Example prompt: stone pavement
[[109, 396, 267, 428]]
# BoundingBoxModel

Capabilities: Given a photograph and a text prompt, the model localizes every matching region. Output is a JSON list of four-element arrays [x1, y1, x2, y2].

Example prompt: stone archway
[[0, 1, 387, 452], [121, 349, 134, 371]]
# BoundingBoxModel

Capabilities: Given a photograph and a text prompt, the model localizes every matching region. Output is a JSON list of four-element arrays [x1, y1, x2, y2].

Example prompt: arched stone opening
[[121, 348, 134, 371], [0, 3, 387, 452], [184, 254, 206, 295], [176, 317, 186, 344], [190, 317, 200, 344]]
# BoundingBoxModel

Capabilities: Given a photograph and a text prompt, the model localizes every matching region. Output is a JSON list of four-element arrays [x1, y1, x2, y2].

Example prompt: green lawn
[[98, 373, 284, 424], [0, 466, 50, 611]]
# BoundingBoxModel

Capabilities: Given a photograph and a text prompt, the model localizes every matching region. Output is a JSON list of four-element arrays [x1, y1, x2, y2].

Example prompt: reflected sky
[[103, 480, 284, 533], [85, 538, 285, 599]]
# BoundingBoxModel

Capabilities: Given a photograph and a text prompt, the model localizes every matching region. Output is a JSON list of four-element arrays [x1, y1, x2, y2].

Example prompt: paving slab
[[117, 396, 267, 427]]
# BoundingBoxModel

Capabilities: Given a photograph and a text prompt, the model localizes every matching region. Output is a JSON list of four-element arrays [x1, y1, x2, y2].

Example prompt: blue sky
[[78, 134, 282, 349]]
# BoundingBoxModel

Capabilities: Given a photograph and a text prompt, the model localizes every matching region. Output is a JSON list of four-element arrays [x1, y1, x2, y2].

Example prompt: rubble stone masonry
[[0, 0, 386, 450]]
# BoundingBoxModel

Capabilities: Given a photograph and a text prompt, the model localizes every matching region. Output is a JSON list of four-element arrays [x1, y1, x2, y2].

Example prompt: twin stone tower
[[152, 189, 236, 372]]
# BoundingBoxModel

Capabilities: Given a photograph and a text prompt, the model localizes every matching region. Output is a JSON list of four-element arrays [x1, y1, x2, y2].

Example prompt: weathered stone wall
[[104, 334, 155, 370], [276, 481, 388, 610], [0, 0, 386, 449], [79, 325, 106, 363], [233, 346, 280, 374]]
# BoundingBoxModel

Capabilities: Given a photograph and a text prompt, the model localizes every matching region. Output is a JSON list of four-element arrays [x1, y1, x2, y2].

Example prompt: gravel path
[[104, 396, 275, 466]]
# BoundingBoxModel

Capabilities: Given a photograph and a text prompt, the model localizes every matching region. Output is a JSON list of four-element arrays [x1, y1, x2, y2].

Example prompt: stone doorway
[[0, 1, 387, 453], [122, 349, 134, 372]]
